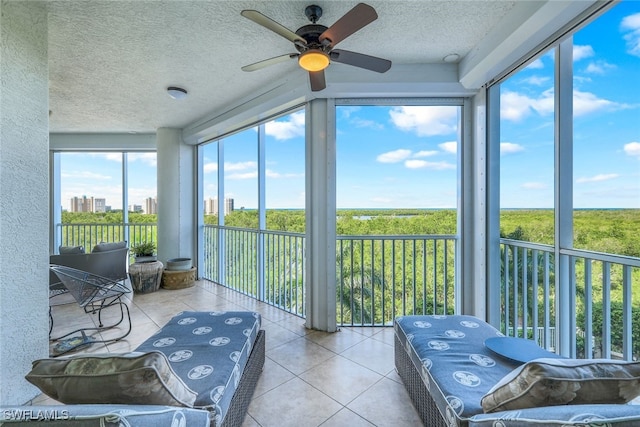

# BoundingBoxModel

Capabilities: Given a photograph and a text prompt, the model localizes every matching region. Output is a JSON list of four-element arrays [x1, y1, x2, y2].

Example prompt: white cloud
[[522, 182, 547, 190], [103, 153, 122, 162], [584, 60, 616, 75], [61, 171, 111, 180], [225, 161, 257, 171], [621, 12, 640, 57], [524, 58, 544, 69], [203, 162, 217, 173], [500, 142, 524, 155], [439, 141, 457, 154], [129, 152, 157, 166], [576, 173, 620, 183], [226, 171, 258, 180], [352, 118, 384, 130], [413, 150, 439, 158], [404, 160, 455, 170], [265, 111, 305, 140], [573, 90, 627, 116], [265, 169, 304, 179], [522, 76, 550, 86], [500, 90, 537, 121], [377, 149, 412, 163], [389, 106, 458, 137], [573, 45, 595, 61], [502, 89, 630, 121], [623, 142, 640, 158]]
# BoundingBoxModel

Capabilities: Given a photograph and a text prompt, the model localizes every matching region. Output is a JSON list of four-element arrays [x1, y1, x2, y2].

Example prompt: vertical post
[[218, 139, 225, 284], [196, 145, 204, 278], [122, 152, 130, 244], [157, 128, 195, 265], [555, 38, 574, 357], [51, 152, 62, 253], [486, 85, 502, 327], [461, 94, 487, 318], [258, 125, 266, 301], [305, 99, 337, 332]]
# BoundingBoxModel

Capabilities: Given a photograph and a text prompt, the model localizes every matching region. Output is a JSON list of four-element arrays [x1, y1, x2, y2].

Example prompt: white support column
[[555, 38, 574, 357], [257, 125, 266, 301], [50, 152, 62, 253], [157, 128, 196, 266], [461, 93, 488, 319], [0, 1, 49, 404], [486, 84, 502, 328], [305, 99, 337, 332]]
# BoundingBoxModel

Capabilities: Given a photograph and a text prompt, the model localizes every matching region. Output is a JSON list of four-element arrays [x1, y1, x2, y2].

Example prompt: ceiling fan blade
[[319, 3, 377, 48], [242, 54, 298, 72], [241, 10, 307, 46], [309, 70, 326, 91], [330, 49, 391, 73]]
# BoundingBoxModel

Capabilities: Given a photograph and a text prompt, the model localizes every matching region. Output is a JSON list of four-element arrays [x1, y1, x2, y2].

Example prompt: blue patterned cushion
[[481, 357, 640, 412], [469, 404, 640, 426], [0, 404, 210, 426], [134, 311, 261, 426], [396, 315, 640, 426], [395, 314, 521, 422]]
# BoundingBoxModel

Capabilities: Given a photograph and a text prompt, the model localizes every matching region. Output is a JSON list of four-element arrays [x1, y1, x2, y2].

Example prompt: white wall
[[0, 1, 50, 404]]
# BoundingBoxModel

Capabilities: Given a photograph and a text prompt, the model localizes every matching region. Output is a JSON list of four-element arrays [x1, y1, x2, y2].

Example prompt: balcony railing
[[501, 239, 640, 360], [203, 225, 457, 325], [59, 222, 639, 360], [55, 222, 157, 261], [336, 235, 457, 326]]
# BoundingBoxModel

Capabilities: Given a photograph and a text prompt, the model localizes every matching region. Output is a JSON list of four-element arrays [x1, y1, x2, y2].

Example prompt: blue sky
[[62, 1, 639, 211]]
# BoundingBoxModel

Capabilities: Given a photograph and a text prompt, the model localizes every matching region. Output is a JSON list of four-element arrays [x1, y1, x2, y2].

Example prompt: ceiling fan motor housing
[[295, 24, 329, 52]]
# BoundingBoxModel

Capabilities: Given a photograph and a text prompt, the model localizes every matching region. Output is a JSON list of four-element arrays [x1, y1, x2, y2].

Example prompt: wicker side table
[[129, 260, 163, 293], [161, 267, 196, 290]]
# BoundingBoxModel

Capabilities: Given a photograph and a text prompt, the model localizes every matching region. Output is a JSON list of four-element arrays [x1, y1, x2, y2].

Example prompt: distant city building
[[70, 196, 105, 213], [129, 204, 143, 213], [93, 198, 106, 213], [145, 197, 157, 214], [204, 197, 234, 215]]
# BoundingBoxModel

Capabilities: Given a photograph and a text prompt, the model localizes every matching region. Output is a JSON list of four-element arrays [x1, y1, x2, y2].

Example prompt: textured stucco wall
[[0, 1, 50, 404]]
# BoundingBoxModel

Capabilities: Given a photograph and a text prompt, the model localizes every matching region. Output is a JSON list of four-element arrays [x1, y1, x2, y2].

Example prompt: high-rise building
[[225, 198, 234, 215], [204, 197, 218, 215], [204, 197, 234, 215], [93, 198, 106, 213], [145, 197, 157, 214], [70, 195, 103, 213]]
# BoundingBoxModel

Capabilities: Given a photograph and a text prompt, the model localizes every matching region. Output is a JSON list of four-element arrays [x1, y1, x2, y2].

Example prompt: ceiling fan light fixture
[[167, 86, 188, 100], [298, 50, 330, 72]]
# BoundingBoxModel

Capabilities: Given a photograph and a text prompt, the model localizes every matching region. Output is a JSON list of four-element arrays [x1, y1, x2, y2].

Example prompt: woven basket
[[161, 267, 196, 290]]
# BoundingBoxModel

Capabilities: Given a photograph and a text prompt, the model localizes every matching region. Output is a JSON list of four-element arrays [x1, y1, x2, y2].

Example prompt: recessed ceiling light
[[167, 86, 188, 100], [443, 54, 460, 63]]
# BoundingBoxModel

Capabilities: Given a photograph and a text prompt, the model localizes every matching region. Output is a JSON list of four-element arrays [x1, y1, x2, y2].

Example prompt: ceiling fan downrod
[[304, 5, 323, 23]]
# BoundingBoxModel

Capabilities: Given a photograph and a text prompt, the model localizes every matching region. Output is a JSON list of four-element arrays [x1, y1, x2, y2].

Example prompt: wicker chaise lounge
[[2, 311, 265, 427], [395, 314, 640, 427]]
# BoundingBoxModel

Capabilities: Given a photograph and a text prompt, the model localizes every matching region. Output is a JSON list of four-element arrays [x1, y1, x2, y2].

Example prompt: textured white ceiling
[[47, 1, 519, 133]]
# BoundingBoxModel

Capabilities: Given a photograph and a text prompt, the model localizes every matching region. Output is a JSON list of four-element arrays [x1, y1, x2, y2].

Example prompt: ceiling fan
[[240, 3, 392, 92]]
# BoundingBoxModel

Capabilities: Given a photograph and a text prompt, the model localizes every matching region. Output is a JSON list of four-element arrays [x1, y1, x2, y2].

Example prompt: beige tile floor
[[42, 279, 423, 427]]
